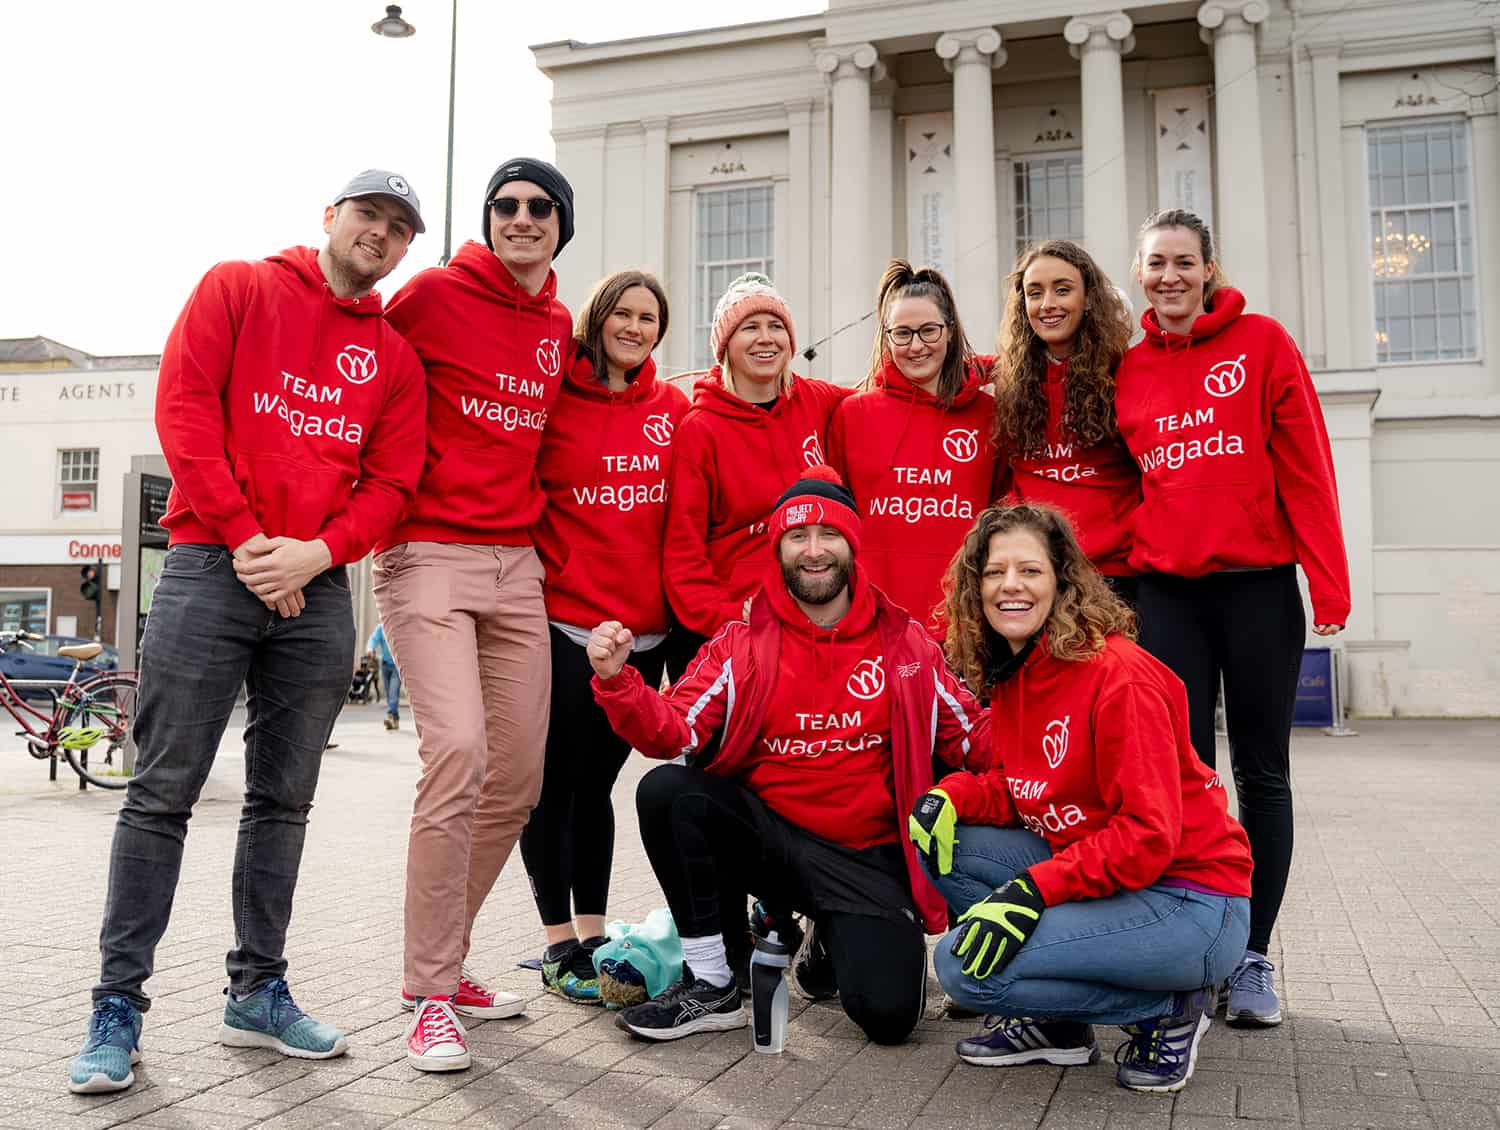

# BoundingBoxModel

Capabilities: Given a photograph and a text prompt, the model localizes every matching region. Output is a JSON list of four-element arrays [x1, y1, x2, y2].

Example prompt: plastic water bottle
[[750, 929, 791, 1054]]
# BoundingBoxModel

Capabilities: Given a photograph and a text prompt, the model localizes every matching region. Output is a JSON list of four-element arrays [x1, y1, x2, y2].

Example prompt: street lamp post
[[372, 3, 458, 266]]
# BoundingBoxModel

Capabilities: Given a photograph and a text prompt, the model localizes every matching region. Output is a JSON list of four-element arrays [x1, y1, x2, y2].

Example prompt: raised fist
[[587, 620, 635, 681]]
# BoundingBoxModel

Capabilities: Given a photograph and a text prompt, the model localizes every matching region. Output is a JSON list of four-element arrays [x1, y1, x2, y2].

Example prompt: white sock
[[680, 934, 733, 988]]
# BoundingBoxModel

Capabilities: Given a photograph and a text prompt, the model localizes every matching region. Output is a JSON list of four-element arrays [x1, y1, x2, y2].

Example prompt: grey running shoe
[[1225, 951, 1281, 1027]]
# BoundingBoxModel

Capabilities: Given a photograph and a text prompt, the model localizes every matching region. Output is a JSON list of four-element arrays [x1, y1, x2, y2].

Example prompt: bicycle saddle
[[58, 643, 104, 661]]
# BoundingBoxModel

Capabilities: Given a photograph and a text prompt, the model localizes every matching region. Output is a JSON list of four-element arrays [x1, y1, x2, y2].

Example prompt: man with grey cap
[[68, 170, 429, 1095], [373, 156, 576, 1072]]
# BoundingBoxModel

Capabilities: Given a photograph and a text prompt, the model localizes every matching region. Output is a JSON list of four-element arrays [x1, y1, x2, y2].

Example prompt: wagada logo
[[1203, 354, 1248, 398], [642, 413, 674, 447], [1042, 715, 1070, 770], [535, 338, 562, 378], [336, 345, 378, 385], [846, 657, 885, 700], [942, 428, 979, 463], [802, 431, 825, 467]]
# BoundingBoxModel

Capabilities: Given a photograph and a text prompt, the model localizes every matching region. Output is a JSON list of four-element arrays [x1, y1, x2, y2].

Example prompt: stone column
[[1063, 12, 1134, 288], [783, 100, 814, 329], [815, 43, 882, 380], [641, 117, 669, 275], [935, 27, 1004, 348], [1198, 0, 1271, 309]]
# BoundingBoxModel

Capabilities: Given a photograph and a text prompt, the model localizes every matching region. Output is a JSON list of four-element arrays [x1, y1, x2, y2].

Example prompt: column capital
[[1197, 1, 1269, 41], [814, 42, 885, 83], [1064, 12, 1135, 59], [935, 27, 1006, 73], [641, 116, 670, 133]]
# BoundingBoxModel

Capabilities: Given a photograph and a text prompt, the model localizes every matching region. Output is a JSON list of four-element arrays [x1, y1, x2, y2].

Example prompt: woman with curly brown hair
[[828, 260, 999, 638], [905, 503, 1251, 1094], [993, 241, 1141, 605]]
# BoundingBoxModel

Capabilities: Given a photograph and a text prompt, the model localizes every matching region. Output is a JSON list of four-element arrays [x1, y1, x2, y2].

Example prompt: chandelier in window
[[1371, 222, 1432, 278]]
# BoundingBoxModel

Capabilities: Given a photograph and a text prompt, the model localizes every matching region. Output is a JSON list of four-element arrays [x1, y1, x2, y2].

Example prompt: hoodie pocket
[[412, 445, 539, 531], [233, 451, 356, 542], [1135, 482, 1265, 574]]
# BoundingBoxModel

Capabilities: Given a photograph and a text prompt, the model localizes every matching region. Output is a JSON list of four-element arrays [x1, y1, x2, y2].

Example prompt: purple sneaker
[[956, 1014, 1100, 1066], [1115, 987, 1213, 1093]]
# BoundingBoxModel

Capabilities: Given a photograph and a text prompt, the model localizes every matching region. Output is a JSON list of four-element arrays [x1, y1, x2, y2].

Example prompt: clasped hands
[[232, 533, 332, 619], [908, 788, 1046, 980]]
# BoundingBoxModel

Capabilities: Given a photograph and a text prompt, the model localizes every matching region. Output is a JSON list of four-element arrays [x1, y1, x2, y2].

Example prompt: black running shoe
[[791, 921, 839, 1002], [614, 966, 746, 1041]]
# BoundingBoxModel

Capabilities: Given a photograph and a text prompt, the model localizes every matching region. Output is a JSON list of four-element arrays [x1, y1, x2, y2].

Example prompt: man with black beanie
[[375, 156, 578, 1072], [585, 466, 989, 1046]]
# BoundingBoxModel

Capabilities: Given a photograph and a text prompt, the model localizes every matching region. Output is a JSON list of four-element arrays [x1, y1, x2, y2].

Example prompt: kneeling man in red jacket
[[587, 465, 986, 1045]]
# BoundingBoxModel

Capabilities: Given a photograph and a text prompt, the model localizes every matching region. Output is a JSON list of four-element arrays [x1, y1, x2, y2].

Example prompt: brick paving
[[2, 707, 1497, 1129]]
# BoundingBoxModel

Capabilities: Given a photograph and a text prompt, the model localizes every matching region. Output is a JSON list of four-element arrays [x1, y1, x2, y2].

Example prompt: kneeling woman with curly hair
[[908, 503, 1251, 1093]]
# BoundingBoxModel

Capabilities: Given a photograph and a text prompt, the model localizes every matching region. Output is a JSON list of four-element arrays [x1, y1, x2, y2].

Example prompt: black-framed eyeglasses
[[885, 322, 948, 346], [488, 196, 560, 220]]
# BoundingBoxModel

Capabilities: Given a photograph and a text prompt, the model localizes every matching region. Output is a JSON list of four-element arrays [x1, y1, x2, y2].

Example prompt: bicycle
[[1, 630, 140, 790]]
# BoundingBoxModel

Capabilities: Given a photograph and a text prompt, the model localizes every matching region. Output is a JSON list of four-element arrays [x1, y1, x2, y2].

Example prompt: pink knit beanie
[[709, 272, 797, 364]]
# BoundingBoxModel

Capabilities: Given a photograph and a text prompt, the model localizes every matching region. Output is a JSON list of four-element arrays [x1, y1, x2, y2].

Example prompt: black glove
[[950, 872, 1045, 980]]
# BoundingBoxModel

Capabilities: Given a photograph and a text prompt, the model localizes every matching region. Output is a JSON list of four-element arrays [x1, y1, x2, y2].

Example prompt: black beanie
[[482, 157, 574, 257]]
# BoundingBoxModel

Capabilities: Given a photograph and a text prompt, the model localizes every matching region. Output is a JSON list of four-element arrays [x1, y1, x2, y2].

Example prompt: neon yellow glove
[[907, 788, 958, 877], [950, 873, 1045, 980]]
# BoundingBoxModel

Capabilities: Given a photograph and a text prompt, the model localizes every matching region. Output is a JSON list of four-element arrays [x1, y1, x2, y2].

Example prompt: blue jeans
[[931, 826, 1250, 1026], [381, 659, 401, 718], [93, 544, 354, 1011]]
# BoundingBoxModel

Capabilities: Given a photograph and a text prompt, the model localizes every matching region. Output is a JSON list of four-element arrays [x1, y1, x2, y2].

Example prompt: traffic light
[[80, 564, 100, 601]]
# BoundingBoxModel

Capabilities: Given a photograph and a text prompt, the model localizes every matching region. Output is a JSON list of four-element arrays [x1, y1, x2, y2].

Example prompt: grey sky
[[5, 0, 820, 356]]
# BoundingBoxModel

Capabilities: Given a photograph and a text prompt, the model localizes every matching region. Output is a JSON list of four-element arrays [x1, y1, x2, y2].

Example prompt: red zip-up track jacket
[[156, 246, 426, 564], [663, 370, 850, 636], [938, 635, 1253, 907], [378, 240, 573, 549], [593, 566, 988, 933], [533, 352, 690, 633], [1114, 288, 1350, 625], [829, 357, 1001, 637], [1007, 358, 1141, 576]]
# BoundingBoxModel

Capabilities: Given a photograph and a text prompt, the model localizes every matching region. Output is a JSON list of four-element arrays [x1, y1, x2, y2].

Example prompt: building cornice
[[531, 14, 826, 72]]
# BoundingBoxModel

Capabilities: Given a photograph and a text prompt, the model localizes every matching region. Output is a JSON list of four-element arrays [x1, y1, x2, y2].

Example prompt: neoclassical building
[[533, 0, 1500, 717]]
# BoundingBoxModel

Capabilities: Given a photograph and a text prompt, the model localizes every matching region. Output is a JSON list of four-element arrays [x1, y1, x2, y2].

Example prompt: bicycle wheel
[[59, 673, 139, 790]]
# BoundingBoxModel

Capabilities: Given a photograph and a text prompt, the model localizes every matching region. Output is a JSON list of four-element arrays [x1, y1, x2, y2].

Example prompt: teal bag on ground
[[591, 908, 685, 1010]]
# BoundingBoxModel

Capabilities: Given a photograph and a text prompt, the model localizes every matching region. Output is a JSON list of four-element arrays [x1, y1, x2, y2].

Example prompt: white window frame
[[0, 588, 51, 636], [1365, 115, 1482, 367], [691, 183, 777, 371], [57, 447, 100, 514], [1012, 150, 1084, 260]]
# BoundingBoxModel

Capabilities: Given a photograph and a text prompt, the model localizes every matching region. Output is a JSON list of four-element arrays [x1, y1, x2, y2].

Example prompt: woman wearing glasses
[[827, 260, 999, 638], [663, 272, 848, 645], [992, 241, 1140, 605], [375, 158, 576, 1071], [522, 270, 689, 1004]]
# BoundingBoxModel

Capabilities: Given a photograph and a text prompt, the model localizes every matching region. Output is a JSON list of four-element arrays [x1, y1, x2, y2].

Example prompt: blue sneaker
[[1226, 951, 1281, 1027], [68, 995, 142, 1094], [1114, 987, 1213, 1093], [956, 1014, 1100, 1067], [218, 979, 348, 1059]]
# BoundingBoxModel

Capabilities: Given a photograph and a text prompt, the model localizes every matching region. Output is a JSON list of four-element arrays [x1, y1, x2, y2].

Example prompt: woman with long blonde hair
[[907, 502, 1252, 1094], [993, 240, 1139, 603]]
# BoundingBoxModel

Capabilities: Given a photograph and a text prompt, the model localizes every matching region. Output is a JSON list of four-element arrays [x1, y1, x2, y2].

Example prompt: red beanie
[[769, 465, 862, 557]]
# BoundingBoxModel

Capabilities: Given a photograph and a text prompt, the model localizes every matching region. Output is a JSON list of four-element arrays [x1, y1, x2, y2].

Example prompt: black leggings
[[1137, 566, 1304, 956], [518, 626, 669, 926], [636, 763, 928, 1045]]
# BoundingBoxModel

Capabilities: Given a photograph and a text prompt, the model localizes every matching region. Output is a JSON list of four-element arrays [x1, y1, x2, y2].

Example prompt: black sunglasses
[[488, 196, 560, 220]]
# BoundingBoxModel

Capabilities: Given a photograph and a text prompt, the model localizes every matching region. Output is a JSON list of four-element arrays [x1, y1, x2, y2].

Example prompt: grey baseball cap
[[332, 169, 426, 234]]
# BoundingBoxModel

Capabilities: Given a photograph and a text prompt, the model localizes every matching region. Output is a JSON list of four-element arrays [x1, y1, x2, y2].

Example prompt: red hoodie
[[533, 352, 689, 633], [156, 247, 427, 564], [378, 240, 573, 549], [1007, 358, 1141, 575], [829, 357, 1000, 637], [663, 370, 850, 636], [938, 635, 1252, 907], [1115, 288, 1350, 624], [592, 563, 988, 932]]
